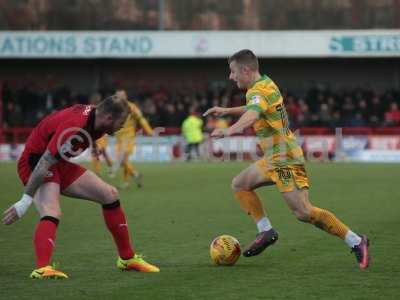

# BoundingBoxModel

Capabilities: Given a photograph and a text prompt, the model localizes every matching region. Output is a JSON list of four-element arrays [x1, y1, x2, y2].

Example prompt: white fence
[[1, 135, 400, 163], [1, 30, 400, 58]]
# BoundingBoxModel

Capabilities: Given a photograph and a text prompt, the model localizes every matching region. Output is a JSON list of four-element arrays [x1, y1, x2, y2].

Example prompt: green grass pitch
[[0, 161, 399, 300]]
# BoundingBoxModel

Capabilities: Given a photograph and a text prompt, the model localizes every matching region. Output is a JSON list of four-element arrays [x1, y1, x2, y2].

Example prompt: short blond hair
[[97, 94, 129, 119], [228, 49, 259, 71]]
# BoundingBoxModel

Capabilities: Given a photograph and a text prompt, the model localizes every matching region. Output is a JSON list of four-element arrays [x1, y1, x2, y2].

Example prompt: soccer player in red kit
[[2, 95, 160, 279]]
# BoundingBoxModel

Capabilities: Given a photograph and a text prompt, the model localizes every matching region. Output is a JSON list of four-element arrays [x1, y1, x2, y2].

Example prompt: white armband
[[14, 194, 33, 218]]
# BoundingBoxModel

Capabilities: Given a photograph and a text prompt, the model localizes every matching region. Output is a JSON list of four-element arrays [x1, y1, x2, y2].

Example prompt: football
[[210, 235, 241, 266]]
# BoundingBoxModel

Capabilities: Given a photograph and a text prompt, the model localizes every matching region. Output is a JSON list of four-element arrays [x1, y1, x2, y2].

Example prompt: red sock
[[102, 200, 134, 260], [33, 217, 59, 268]]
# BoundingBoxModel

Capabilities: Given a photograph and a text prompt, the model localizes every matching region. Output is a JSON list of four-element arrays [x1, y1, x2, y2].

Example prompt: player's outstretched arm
[[2, 150, 58, 225], [203, 106, 247, 117], [210, 110, 259, 138], [92, 141, 100, 158], [139, 117, 154, 136]]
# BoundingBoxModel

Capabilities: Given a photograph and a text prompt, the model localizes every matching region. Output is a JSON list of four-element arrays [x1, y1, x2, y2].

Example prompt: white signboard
[[1, 30, 400, 58]]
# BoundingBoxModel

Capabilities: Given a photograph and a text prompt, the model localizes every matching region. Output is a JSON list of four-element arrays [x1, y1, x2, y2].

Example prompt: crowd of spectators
[[2, 80, 400, 130], [0, 0, 399, 31]]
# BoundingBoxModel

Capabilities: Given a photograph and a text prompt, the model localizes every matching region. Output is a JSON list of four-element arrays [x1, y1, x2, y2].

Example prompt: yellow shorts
[[96, 136, 108, 150], [116, 138, 135, 156], [256, 159, 310, 193]]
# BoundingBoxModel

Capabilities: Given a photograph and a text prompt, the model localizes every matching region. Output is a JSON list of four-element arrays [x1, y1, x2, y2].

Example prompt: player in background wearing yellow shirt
[[114, 90, 154, 188], [92, 135, 114, 176], [204, 49, 369, 270], [89, 93, 114, 176]]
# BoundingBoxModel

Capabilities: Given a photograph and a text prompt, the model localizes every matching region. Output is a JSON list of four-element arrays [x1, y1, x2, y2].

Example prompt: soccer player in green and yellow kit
[[203, 49, 370, 270]]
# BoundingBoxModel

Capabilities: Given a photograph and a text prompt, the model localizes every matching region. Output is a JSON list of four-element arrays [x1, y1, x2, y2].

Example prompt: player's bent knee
[[231, 177, 238, 191], [110, 186, 119, 199], [39, 210, 62, 220], [293, 209, 311, 222], [231, 176, 247, 192], [103, 185, 119, 204]]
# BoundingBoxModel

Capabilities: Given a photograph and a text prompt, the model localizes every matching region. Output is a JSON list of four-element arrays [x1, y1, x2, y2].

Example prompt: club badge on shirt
[[250, 95, 261, 105]]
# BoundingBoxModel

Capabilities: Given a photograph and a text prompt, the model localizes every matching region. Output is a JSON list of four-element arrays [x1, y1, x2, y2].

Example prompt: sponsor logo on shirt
[[250, 95, 261, 105], [83, 105, 92, 116], [56, 127, 93, 161]]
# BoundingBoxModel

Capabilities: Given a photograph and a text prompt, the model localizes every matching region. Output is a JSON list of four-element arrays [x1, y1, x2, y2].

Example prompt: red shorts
[[17, 151, 86, 191]]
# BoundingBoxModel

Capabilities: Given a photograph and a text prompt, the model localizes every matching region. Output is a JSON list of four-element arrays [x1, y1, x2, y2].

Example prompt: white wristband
[[14, 194, 33, 218]]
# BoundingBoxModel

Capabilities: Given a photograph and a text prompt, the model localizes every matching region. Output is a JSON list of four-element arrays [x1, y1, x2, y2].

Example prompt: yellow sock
[[309, 207, 349, 239], [123, 162, 135, 182], [127, 162, 135, 176], [92, 157, 101, 174], [234, 191, 266, 222]]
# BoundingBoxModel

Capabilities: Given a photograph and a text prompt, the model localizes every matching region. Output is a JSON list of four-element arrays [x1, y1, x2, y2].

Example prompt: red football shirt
[[24, 104, 104, 160]]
